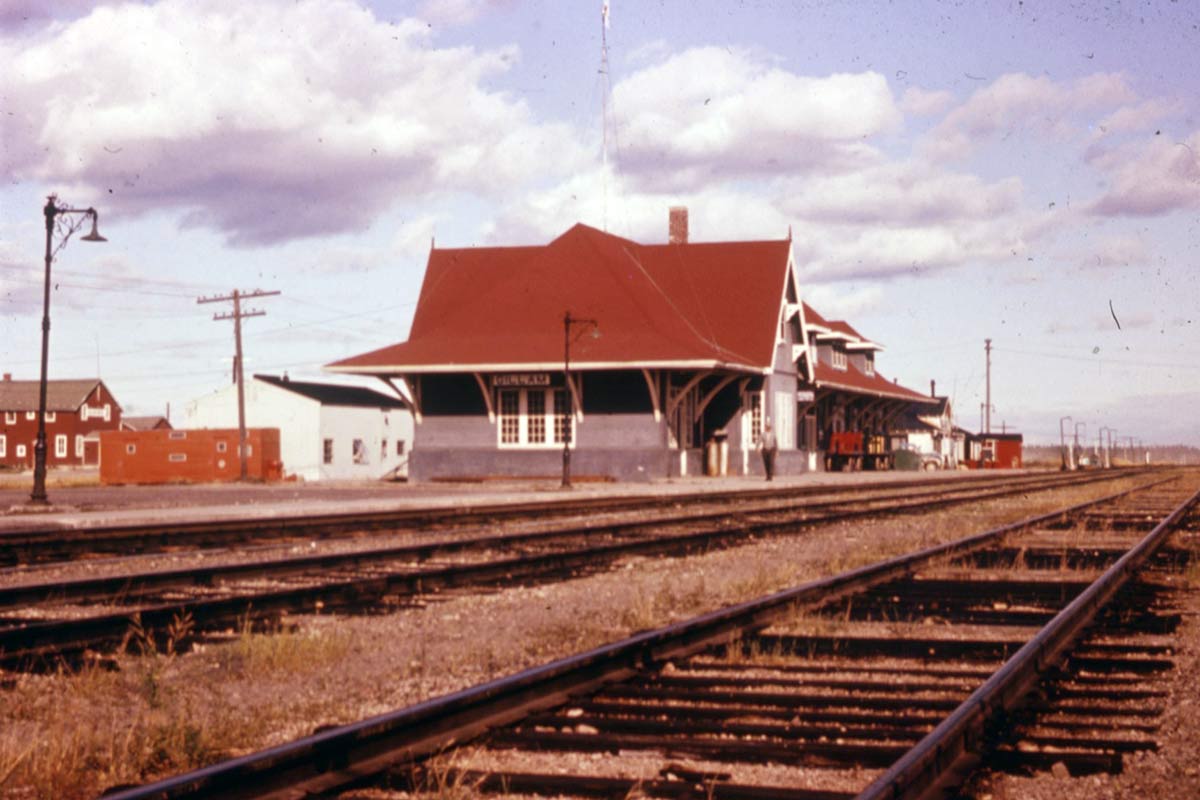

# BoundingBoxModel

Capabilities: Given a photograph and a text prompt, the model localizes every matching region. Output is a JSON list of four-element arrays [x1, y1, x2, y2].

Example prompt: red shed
[[963, 431, 1023, 469], [100, 428, 281, 485]]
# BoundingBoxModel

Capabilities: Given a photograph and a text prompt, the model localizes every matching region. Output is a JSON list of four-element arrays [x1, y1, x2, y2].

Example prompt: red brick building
[[99, 428, 282, 485], [0, 375, 122, 469]]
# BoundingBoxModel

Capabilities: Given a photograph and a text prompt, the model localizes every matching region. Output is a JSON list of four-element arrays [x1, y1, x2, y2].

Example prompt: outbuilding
[[181, 374, 411, 481]]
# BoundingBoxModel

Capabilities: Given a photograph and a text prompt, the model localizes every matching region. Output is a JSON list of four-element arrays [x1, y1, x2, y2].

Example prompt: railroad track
[[101, 471, 1200, 800], [0, 470, 1126, 567], [0, 470, 1126, 670]]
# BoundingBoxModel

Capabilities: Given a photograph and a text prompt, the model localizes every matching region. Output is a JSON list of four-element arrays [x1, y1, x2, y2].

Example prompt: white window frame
[[45, 411, 56, 423], [17, 443, 27, 458], [744, 390, 764, 446], [864, 353, 875, 376], [0, 435, 6, 458], [25, 411, 36, 421], [103, 404, 111, 422], [831, 348, 848, 370], [497, 388, 572, 448], [55, 434, 67, 458], [168, 453, 187, 463], [773, 391, 795, 450], [75, 435, 84, 457], [3, 412, 14, 424]]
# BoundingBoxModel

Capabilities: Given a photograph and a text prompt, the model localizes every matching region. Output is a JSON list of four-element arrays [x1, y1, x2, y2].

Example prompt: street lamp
[[1058, 415, 1072, 470], [561, 311, 598, 489], [29, 195, 107, 505]]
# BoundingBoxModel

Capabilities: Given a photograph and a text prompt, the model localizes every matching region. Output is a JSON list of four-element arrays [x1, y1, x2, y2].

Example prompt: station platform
[[0, 469, 1004, 533]]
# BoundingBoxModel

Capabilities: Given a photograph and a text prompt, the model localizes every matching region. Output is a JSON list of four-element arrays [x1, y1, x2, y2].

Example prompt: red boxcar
[[100, 428, 282, 485]]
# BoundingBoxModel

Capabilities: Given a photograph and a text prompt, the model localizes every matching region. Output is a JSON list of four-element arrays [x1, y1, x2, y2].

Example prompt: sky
[[1, 0, 1198, 447]]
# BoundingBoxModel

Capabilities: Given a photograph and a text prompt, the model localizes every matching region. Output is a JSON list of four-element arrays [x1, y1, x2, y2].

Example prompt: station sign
[[795, 390, 816, 402], [495, 373, 555, 387]]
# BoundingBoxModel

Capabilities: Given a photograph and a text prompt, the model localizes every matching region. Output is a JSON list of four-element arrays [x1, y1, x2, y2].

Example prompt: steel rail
[[0, 469, 1115, 609], [855, 483, 1200, 800], [0, 471, 1142, 668], [0, 470, 1122, 567], [99, 479, 1174, 800]]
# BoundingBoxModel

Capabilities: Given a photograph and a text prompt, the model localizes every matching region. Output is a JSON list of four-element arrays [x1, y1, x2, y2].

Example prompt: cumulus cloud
[[899, 86, 954, 117], [611, 47, 901, 190], [778, 162, 1023, 226], [1, 0, 586, 245], [417, 0, 513, 27], [0, 0, 96, 31], [923, 72, 1135, 161], [484, 165, 790, 245], [1087, 132, 1200, 217]]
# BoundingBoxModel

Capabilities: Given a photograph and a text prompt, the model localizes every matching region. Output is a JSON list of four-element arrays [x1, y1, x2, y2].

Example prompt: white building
[[181, 374, 412, 481]]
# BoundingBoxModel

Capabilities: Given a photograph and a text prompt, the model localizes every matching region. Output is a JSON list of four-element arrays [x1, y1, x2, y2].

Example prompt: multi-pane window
[[831, 348, 847, 369], [746, 391, 763, 445], [3, 412, 14, 424], [75, 435, 84, 456], [864, 352, 875, 375], [55, 435, 67, 458], [553, 390, 572, 444], [499, 390, 521, 444], [527, 391, 546, 443], [322, 438, 334, 464], [498, 388, 572, 447], [0, 435, 6, 457]]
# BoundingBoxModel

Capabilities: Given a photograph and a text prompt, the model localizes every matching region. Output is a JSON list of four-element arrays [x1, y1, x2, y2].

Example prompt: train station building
[[329, 211, 939, 482]]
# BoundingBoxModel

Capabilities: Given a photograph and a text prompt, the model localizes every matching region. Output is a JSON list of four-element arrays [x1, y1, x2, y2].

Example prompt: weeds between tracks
[[0, 476, 1148, 798]]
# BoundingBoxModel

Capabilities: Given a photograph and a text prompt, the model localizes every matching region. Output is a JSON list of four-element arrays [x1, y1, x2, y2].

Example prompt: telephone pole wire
[[198, 288, 280, 480]]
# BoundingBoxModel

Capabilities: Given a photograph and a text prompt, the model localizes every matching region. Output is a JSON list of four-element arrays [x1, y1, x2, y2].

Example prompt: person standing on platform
[[759, 419, 778, 481]]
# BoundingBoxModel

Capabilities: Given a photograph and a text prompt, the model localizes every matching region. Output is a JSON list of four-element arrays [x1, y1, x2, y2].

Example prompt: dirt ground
[[1, 475, 1196, 799]]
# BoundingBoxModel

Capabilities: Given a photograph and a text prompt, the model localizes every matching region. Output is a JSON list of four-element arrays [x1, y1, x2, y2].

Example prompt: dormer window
[[832, 348, 847, 370], [864, 353, 875, 376]]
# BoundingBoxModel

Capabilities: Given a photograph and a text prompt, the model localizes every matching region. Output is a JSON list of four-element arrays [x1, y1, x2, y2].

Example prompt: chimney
[[668, 206, 688, 244], [930, 379, 936, 398], [2, 373, 10, 382]]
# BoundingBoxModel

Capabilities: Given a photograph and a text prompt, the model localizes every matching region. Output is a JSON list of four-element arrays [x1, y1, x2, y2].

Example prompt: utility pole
[[984, 338, 992, 434], [198, 288, 280, 480]]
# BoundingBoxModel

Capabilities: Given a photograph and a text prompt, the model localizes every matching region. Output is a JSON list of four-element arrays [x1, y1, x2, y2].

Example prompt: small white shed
[[181, 374, 412, 481]]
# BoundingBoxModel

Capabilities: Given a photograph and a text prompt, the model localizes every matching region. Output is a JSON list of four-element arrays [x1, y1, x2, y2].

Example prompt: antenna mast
[[600, 1, 611, 231]]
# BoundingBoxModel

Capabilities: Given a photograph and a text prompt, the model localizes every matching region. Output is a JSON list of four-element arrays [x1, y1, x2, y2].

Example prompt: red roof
[[330, 223, 792, 374], [812, 361, 935, 403]]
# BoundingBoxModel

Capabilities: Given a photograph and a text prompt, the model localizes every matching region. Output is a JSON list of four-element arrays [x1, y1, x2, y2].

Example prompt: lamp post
[[30, 195, 107, 506], [561, 311, 599, 488], [1106, 428, 1117, 469], [1058, 415, 1072, 470]]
